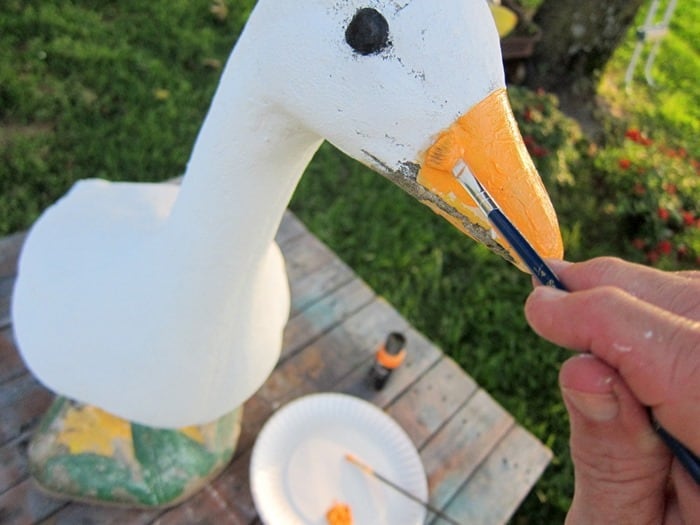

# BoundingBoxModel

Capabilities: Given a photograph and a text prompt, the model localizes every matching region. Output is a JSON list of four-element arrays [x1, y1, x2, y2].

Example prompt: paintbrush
[[452, 158, 700, 486], [451, 160, 565, 289], [344, 453, 462, 525]]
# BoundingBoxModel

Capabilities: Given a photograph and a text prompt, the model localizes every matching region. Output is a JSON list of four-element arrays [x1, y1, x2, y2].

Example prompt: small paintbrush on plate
[[345, 454, 461, 525]]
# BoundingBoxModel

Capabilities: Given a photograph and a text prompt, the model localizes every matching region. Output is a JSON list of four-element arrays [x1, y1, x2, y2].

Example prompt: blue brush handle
[[651, 412, 700, 484], [487, 208, 566, 290], [489, 207, 700, 485]]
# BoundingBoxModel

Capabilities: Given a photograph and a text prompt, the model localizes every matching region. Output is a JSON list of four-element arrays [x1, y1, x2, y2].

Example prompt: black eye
[[345, 8, 390, 55]]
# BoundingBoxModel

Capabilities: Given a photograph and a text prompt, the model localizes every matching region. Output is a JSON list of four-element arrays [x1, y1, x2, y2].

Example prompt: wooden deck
[[0, 211, 551, 524]]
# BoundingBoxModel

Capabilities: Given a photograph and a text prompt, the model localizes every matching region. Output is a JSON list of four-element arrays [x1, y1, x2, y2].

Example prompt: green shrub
[[593, 127, 700, 269], [507, 86, 605, 261]]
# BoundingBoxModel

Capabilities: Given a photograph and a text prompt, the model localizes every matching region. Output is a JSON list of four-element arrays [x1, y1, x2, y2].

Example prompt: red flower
[[624, 128, 652, 146], [532, 145, 549, 158], [618, 158, 632, 170], [523, 108, 534, 122], [665, 183, 678, 195], [657, 208, 670, 221], [523, 136, 548, 157], [633, 182, 646, 195], [682, 211, 695, 226], [647, 250, 660, 264], [625, 128, 642, 141], [632, 238, 646, 250], [657, 240, 673, 255]]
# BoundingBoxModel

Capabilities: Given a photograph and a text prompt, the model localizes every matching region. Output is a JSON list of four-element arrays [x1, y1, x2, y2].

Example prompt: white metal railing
[[624, 0, 678, 89]]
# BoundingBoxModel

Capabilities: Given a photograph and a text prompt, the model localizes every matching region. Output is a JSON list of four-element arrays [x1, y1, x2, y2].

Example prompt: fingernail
[[563, 388, 619, 422], [546, 259, 573, 272], [531, 286, 568, 301]]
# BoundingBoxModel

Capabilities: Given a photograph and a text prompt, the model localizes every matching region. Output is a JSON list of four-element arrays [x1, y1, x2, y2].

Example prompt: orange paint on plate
[[326, 502, 353, 525]]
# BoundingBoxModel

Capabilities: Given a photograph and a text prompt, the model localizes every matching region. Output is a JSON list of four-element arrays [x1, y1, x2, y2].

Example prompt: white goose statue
[[13, 0, 562, 507]]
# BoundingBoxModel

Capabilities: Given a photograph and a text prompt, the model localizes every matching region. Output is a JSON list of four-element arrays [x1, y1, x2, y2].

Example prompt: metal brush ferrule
[[452, 160, 497, 213]]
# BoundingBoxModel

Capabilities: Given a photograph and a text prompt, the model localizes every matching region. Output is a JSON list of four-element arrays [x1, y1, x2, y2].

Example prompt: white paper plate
[[250, 393, 427, 525]]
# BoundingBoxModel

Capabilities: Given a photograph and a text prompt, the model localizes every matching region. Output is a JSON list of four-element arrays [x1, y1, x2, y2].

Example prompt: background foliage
[[1, 0, 697, 522]]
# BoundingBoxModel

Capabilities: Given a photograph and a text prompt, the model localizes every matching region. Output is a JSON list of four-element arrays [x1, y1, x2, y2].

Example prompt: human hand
[[524, 257, 700, 524]]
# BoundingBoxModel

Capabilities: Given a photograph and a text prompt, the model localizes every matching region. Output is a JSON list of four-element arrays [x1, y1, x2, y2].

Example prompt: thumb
[[560, 354, 670, 525]]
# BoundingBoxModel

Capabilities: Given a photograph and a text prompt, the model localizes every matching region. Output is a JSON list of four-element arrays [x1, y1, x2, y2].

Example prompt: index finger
[[550, 257, 700, 322], [525, 284, 700, 453]]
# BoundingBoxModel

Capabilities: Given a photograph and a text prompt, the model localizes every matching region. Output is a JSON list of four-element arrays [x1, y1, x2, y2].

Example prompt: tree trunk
[[527, 0, 644, 91]]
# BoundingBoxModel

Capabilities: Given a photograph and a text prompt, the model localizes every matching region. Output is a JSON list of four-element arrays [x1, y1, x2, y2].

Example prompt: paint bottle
[[368, 332, 407, 390]]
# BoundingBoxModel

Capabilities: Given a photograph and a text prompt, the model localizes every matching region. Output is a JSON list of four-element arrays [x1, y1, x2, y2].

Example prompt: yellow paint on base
[[54, 404, 207, 458], [55, 405, 132, 456], [180, 425, 206, 444]]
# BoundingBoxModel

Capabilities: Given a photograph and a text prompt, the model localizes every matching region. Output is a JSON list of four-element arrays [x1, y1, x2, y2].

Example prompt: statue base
[[29, 397, 243, 508]]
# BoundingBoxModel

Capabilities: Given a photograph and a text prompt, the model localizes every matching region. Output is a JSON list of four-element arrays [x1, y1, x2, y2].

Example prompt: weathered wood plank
[[38, 503, 160, 525], [328, 296, 408, 354], [1, 276, 14, 331], [261, 296, 406, 407], [149, 439, 255, 524], [0, 479, 66, 525], [280, 227, 357, 317], [288, 257, 355, 317], [149, 484, 248, 525], [0, 333, 25, 385], [0, 233, 20, 330], [0, 433, 31, 496], [234, 395, 274, 458], [257, 331, 353, 409], [2, 326, 17, 348], [437, 425, 552, 525], [210, 450, 258, 524], [0, 374, 53, 446], [387, 357, 478, 450], [0, 232, 25, 279], [421, 389, 514, 512], [280, 277, 374, 361], [281, 227, 337, 281], [274, 210, 308, 248], [337, 325, 443, 408]]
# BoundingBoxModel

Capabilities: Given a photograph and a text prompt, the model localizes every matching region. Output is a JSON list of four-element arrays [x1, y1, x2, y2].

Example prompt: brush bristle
[[424, 131, 457, 171], [344, 453, 371, 474]]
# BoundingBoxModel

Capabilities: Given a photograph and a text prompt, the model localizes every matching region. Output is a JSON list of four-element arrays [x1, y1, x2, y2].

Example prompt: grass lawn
[[600, 0, 700, 153], [1, 1, 697, 523]]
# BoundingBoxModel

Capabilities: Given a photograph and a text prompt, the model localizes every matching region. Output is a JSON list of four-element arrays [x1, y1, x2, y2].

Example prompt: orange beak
[[418, 88, 563, 270]]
